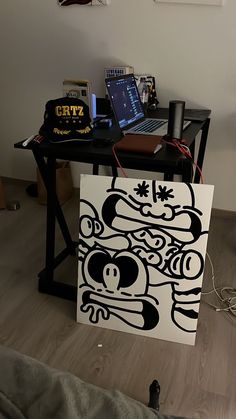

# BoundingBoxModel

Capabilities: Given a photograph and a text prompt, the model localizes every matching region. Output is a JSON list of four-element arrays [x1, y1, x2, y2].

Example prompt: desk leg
[[93, 164, 99, 175], [45, 156, 56, 284], [164, 172, 174, 181], [33, 151, 77, 301], [189, 139, 195, 161], [194, 118, 210, 183], [33, 150, 77, 255], [112, 166, 118, 177], [182, 160, 193, 183]]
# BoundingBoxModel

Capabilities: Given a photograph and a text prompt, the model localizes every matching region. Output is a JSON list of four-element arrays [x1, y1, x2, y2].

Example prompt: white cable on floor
[[202, 252, 236, 319]]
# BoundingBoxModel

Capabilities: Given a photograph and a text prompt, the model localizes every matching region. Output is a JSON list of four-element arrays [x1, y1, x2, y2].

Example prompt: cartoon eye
[[136, 231, 147, 239], [115, 255, 139, 289], [94, 220, 103, 236], [169, 253, 182, 276], [168, 251, 203, 279], [80, 216, 94, 238], [87, 250, 111, 284], [181, 251, 204, 279], [148, 235, 165, 250], [154, 236, 165, 249]]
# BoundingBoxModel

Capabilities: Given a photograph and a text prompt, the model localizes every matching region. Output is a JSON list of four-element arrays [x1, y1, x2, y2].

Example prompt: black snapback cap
[[39, 97, 93, 142]]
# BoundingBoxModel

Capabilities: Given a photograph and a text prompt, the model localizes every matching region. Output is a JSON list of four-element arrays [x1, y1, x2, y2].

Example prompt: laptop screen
[[105, 74, 145, 129]]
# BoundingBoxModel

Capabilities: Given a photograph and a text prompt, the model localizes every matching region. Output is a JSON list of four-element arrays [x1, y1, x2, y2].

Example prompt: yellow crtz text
[[55, 106, 84, 117]]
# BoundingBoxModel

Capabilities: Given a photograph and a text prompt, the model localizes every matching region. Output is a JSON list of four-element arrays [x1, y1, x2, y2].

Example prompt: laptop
[[105, 74, 190, 136]]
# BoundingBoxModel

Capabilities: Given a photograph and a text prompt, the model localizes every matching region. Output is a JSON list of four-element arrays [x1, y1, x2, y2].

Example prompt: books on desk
[[114, 134, 163, 155]]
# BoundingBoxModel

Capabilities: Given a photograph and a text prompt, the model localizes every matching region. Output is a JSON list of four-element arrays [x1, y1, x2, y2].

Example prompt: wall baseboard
[[3, 177, 236, 218], [211, 208, 236, 219]]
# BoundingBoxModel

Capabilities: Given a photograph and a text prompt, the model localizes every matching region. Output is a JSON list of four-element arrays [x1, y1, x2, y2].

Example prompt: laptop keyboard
[[132, 119, 166, 133]]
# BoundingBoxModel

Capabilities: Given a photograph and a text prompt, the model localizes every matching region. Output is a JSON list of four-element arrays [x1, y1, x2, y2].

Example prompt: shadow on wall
[[10, 27, 97, 181], [89, 57, 134, 97]]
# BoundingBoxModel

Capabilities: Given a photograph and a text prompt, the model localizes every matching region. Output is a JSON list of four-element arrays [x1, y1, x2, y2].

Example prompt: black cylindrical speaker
[[167, 100, 185, 140]]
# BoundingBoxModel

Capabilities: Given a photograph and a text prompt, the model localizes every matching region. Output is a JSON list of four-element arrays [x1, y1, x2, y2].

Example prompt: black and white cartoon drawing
[[77, 175, 214, 345]]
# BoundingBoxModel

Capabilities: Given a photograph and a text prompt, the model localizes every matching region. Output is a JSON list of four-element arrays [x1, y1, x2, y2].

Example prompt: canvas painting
[[77, 175, 214, 345]]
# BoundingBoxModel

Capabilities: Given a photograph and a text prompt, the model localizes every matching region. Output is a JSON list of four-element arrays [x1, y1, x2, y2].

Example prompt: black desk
[[14, 108, 211, 301]]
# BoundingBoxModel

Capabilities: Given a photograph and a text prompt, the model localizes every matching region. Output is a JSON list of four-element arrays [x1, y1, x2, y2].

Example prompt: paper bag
[[37, 161, 74, 205]]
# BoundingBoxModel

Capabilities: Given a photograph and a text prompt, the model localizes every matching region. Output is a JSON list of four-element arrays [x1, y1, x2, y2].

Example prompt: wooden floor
[[0, 179, 235, 419]]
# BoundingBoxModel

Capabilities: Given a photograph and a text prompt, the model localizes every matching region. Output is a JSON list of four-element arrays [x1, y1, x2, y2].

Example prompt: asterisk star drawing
[[156, 185, 174, 202], [134, 181, 149, 198]]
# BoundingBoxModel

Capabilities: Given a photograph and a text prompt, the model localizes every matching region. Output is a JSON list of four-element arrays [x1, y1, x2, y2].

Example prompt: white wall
[[0, 0, 235, 210]]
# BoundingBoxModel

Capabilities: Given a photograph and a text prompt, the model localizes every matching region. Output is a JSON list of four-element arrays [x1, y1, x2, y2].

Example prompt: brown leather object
[[115, 134, 163, 156]]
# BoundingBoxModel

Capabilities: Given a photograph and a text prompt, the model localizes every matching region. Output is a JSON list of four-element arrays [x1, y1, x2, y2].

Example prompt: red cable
[[112, 144, 128, 177], [112, 138, 204, 184], [174, 141, 204, 184], [163, 138, 204, 184]]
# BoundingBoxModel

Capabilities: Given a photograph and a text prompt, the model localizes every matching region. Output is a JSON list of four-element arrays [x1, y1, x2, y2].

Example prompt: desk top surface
[[14, 108, 211, 174]]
